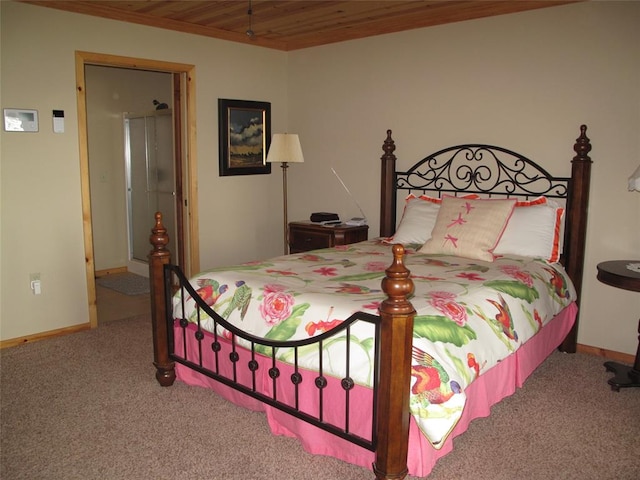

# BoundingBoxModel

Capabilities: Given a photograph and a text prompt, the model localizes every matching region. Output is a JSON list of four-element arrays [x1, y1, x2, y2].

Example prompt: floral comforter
[[173, 240, 576, 447]]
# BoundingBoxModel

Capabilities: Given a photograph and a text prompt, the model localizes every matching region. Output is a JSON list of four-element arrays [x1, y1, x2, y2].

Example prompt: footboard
[[169, 261, 382, 449], [149, 214, 416, 480]]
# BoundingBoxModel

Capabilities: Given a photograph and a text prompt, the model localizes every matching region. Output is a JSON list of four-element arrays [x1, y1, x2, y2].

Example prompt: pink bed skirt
[[175, 302, 577, 477]]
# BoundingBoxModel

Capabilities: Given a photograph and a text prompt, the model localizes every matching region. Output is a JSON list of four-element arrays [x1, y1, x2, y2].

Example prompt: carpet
[[96, 272, 150, 296], [2, 315, 638, 480]]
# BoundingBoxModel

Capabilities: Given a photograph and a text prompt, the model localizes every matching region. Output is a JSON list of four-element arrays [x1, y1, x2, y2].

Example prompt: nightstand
[[596, 260, 640, 391], [288, 221, 369, 254]]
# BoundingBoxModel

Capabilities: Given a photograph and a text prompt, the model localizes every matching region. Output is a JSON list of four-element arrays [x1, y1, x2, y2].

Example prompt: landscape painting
[[218, 99, 271, 176]]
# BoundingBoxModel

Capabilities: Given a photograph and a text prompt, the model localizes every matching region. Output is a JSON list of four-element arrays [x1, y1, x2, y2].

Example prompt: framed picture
[[218, 98, 271, 176]]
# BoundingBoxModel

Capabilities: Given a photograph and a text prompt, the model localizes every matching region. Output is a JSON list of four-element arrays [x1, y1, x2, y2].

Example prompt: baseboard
[[576, 343, 635, 365], [0, 323, 92, 349], [95, 266, 128, 278]]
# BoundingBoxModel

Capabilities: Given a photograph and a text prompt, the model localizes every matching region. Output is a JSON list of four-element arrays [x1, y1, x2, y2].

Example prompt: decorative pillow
[[384, 195, 440, 245], [515, 196, 547, 207], [494, 197, 565, 263], [419, 197, 516, 262], [384, 194, 479, 245]]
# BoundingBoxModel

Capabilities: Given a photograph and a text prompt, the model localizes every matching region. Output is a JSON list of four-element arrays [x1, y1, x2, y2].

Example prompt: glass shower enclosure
[[124, 109, 176, 276]]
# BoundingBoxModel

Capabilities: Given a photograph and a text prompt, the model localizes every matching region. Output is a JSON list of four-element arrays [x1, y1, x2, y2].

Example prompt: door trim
[[75, 51, 199, 328]]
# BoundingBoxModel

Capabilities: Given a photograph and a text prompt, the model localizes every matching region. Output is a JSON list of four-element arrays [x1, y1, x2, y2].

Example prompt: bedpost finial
[[382, 129, 396, 157], [573, 124, 591, 162], [391, 243, 404, 266], [380, 244, 415, 315], [150, 211, 170, 253]]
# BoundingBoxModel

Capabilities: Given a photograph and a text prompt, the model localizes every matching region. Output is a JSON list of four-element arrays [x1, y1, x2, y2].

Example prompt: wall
[[0, 1, 288, 341], [86, 65, 172, 272], [1, 1, 639, 357], [286, 1, 640, 356]]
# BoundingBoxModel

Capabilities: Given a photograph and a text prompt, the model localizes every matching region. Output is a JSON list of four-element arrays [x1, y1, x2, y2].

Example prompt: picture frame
[[218, 98, 271, 176]]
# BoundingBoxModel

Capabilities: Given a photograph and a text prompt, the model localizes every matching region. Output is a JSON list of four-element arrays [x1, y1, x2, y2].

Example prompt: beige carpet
[[1, 314, 638, 480]]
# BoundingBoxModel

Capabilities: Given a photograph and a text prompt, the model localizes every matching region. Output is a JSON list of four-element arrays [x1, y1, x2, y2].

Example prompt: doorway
[[75, 51, 200, 328]]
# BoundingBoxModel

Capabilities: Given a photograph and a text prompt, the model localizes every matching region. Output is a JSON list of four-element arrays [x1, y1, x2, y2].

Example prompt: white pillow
[[384, 194, 479, 245], [494, 197, 565, 263], [384, 195, 440, 245], [419, 197, 516, 262]]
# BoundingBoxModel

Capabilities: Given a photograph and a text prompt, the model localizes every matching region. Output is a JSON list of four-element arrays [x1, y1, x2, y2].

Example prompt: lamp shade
[[266, 133, 304, 164], [629, 164, 640, 191]]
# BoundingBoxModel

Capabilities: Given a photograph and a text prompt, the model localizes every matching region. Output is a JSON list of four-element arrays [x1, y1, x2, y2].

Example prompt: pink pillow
[[385, 194, 479, 245]]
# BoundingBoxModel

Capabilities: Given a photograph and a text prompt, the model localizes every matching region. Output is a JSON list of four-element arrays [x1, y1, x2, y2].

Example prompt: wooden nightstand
[[288, 221, 369, 254], [596, 260, 640, 391]]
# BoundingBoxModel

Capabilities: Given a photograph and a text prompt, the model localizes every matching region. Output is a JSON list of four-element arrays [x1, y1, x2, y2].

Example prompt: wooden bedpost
[[149, 212, 176, 386], [561, 125, 592, 353], [373, 244, 416, 480], [380, 130, 397, 238]]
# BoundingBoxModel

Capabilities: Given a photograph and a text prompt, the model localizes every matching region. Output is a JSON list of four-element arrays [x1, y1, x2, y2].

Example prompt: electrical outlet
[[30, 273, 41, 295]]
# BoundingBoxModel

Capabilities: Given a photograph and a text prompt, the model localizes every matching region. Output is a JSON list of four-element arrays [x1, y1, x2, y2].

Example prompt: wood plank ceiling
[[23, 1, 578, 51]]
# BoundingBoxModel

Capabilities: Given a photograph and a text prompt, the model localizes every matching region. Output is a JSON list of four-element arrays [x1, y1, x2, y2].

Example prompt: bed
[[148, 125, 592, 479]]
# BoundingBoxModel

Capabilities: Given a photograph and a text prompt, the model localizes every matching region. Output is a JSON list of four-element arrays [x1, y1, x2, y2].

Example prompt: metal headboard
[[395, 144, 570, 200]]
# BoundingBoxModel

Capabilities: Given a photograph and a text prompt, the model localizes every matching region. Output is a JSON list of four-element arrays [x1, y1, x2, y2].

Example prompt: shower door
[[124, 109, 176, 276]]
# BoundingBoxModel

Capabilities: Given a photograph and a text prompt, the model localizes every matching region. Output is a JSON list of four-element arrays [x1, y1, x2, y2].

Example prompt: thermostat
[[3, 108, 39, 132], [53, 110, 64, 133]]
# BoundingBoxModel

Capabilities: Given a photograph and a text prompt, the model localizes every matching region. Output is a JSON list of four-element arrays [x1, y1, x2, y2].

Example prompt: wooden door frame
[[75, 51, 199, 328]]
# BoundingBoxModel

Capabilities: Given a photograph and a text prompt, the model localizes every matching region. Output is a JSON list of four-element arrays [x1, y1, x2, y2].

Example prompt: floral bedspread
[[173, 240, 576, 447]]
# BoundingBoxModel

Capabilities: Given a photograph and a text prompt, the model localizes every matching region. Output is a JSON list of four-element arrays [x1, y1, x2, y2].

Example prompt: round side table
[[596, 260, 640, 391]]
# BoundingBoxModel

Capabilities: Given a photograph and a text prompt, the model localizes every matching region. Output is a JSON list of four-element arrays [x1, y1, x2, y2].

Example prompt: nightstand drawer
[[288, 222, 369, 254], [289, 228, 333, 252]]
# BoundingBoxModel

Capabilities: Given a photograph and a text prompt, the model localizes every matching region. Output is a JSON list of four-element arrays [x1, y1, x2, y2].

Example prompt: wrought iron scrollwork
[[397, 145, 569, 198]]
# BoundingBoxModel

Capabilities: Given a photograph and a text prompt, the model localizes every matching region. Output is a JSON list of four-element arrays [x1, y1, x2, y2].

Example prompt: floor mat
[[96, 272, 150, 296]]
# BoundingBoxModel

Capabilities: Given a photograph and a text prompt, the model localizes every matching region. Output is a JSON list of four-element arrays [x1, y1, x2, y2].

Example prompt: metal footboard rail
[[164, 263, 382, 451]]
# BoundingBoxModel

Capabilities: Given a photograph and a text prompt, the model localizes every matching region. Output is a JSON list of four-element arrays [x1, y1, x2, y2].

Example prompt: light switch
[[53, 110, 64, 133]]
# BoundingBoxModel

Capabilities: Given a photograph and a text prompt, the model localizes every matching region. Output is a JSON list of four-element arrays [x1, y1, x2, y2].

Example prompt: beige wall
[[287, 1, 640, 356], [1, 1, 639, 356], [0, 1, 288, 340]]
